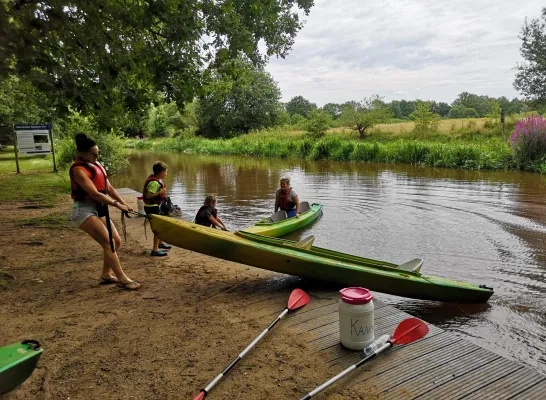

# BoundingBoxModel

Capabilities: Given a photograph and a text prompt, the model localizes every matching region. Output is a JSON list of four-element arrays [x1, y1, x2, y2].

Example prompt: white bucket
[[339, 287, 374, 350], [137, 196, 145, 216]]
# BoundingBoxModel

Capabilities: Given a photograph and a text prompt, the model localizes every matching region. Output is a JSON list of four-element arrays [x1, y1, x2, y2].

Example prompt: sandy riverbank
[[1, 195, 378, 399]]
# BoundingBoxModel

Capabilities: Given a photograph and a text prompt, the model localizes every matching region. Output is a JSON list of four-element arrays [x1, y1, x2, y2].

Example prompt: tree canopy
[[0, 0, 314, 119], [285, 96, 317, 117], [514, 8, 546, 102], [197, 58, 281, 138]]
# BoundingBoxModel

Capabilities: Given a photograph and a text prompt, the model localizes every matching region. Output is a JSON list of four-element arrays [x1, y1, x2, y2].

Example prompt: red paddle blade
[[287, 288, 310, 310], [192, 391, 205, 400], [391, 318, 429, 345]]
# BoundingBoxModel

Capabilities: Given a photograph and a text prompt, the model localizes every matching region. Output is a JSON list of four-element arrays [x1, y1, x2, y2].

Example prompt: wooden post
[[13, 128, 20, 174], [48, 124, 57, 173]]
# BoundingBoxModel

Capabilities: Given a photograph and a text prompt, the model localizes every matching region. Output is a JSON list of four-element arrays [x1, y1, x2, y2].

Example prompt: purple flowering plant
[[509, 115, 546, 163]]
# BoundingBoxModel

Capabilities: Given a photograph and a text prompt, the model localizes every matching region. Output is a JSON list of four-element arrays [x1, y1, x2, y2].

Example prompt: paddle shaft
[[299, 342, 392, 400], [199, 307, 290, 396]]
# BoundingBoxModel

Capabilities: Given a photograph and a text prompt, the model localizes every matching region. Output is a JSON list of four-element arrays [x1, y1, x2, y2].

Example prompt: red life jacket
[[69, 159, 108, 201], [278, 187, 296, 210], [142, 175, 167, 205]]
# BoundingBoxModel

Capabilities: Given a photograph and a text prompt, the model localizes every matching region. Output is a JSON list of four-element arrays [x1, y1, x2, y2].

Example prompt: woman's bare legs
[[79, 216, 137, 286], [99, 216, 121, 279]]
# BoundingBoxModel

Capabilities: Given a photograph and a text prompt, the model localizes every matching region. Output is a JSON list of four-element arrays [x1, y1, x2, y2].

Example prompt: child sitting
[[194, 194, 228, 231]]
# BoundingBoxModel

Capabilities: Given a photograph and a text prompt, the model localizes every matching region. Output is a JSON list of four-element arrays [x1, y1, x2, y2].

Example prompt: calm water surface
[[111, 152, 546, 375]]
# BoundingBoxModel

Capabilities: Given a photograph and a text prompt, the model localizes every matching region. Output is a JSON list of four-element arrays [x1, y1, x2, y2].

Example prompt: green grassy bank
[[125, 129, 517, 171]]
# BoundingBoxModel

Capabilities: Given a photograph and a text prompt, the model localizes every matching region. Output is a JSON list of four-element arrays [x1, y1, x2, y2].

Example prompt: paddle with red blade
[[299, 317, 429, 400], [192, 288, 311, 400]]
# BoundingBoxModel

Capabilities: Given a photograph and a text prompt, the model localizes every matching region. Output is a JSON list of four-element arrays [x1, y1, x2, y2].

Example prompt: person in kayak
[[143, 161, 171, 257], [69, 133, 141, 290], [194, 194, 228, 230], [275, 177, 300, 218]]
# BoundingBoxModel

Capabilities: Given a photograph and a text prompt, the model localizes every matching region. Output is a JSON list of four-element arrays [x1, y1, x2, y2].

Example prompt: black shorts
[[145, 205, 160, 216]]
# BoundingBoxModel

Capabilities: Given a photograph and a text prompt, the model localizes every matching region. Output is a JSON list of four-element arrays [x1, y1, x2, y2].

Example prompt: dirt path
[[0, 196, 364, 400]]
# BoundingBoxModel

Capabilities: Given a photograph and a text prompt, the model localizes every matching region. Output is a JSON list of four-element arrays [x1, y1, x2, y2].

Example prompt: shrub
[[304, 110, 332, 138], [509, 116, 546, 165]]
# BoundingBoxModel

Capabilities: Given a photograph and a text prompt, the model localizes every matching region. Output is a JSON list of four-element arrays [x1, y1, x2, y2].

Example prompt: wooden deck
[[117, 188, 546, 399], [241, 281, 546, 400]]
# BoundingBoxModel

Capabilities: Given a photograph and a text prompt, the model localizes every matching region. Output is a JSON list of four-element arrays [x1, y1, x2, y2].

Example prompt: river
[[111, 151, 546, 375]]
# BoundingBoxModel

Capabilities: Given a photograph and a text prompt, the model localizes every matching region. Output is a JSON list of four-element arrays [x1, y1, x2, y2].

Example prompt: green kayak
[[242, 201, 323, 237], [150, 215, 494, 303], [0, 340, 43, 395]]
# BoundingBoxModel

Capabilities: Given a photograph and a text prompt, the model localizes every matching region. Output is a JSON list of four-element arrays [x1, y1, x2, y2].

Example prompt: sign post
[[13, 124, 57, 173]]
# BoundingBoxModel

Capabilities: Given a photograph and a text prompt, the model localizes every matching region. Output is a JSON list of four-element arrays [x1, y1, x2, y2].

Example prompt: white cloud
[[266, 0, 544, 106]]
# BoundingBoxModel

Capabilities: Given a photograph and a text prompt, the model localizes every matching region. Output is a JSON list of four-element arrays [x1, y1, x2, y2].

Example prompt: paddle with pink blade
[[299, 317, 429, 399], [192, 288, 311, 400]]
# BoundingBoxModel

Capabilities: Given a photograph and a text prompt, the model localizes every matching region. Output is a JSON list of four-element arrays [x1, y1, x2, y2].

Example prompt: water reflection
[[111, 151, 546, 374]]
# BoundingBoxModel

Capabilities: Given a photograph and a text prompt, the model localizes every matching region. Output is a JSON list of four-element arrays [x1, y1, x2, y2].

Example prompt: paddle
[[192, 288, 311, 400], [299, 317, 429, 400]]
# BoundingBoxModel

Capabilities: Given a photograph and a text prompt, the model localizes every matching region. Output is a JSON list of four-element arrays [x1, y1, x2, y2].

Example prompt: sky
[[264, 0, 544, 106]]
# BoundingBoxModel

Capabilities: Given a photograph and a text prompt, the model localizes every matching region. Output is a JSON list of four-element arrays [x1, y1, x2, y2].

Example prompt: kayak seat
[[397, 258, 423, 273], [299, 201, 310, 213], [296, 235, 315, 250], [269, 210, 288, 223]]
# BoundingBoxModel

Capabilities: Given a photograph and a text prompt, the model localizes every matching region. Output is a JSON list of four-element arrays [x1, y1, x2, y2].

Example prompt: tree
[[411, 101, 440, 132], [448, 105, 479, 118], [197, 58, 281, 138], [452, 92, 492, 117], [340, 95, 392, 138], [321, 103, 342, 119], [285, 96, 317, 117], [0, 0, 314, 121], [431, 101, 451, 117], [0, 75, 53, 144], [514, 8, 546, 102], [304, 110, 332, 138]]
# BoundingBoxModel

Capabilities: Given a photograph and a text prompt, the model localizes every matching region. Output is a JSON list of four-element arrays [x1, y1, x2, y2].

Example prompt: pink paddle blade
[[287, 288, 311, 310], [391, 318, 429, 345], [192, 391, 205, 400]]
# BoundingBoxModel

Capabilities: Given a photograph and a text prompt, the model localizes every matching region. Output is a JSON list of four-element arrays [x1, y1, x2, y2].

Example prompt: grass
[[0, 147, 70, 207], [123, 116, 541, 171], [0, 146, 57, 174], [20, 212, 74, 229]]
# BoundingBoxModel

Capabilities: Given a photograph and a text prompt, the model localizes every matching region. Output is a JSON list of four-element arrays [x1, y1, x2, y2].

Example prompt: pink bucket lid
[[339, 287, 373, 305], [137, 196, 143, 200]]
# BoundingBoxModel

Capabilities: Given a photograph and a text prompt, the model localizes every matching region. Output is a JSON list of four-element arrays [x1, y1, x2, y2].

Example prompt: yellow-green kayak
[[149, 215, 494, 303], [242, 201, 323, 237]]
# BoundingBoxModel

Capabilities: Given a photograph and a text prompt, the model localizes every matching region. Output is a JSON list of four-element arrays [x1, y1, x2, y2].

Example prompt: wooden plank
[[301, 332, 463, 394], [461, 368, 546, 400], [508, 380, 546, 400], [415, 357, 522, 400], [329, 330, 455, 373], [321, 324, 445, 359], [379, 347, 500, 399], [369, 339, 480, 389]]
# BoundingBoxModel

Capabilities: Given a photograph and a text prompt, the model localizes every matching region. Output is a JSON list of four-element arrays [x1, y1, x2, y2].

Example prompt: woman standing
[[70, 133, 141, 290], [274, 177, 300, 218]]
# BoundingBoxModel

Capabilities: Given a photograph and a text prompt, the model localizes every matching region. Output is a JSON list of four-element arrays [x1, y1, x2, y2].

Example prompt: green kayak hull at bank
[[150, 215, 494, 303], [0, 340, 43, 395]]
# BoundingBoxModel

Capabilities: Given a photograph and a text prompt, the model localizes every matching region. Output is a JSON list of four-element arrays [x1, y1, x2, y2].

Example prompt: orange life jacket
[[69, 159, 108, 201], [278, 187, 296, 210], [142, 175, 167, 205]]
